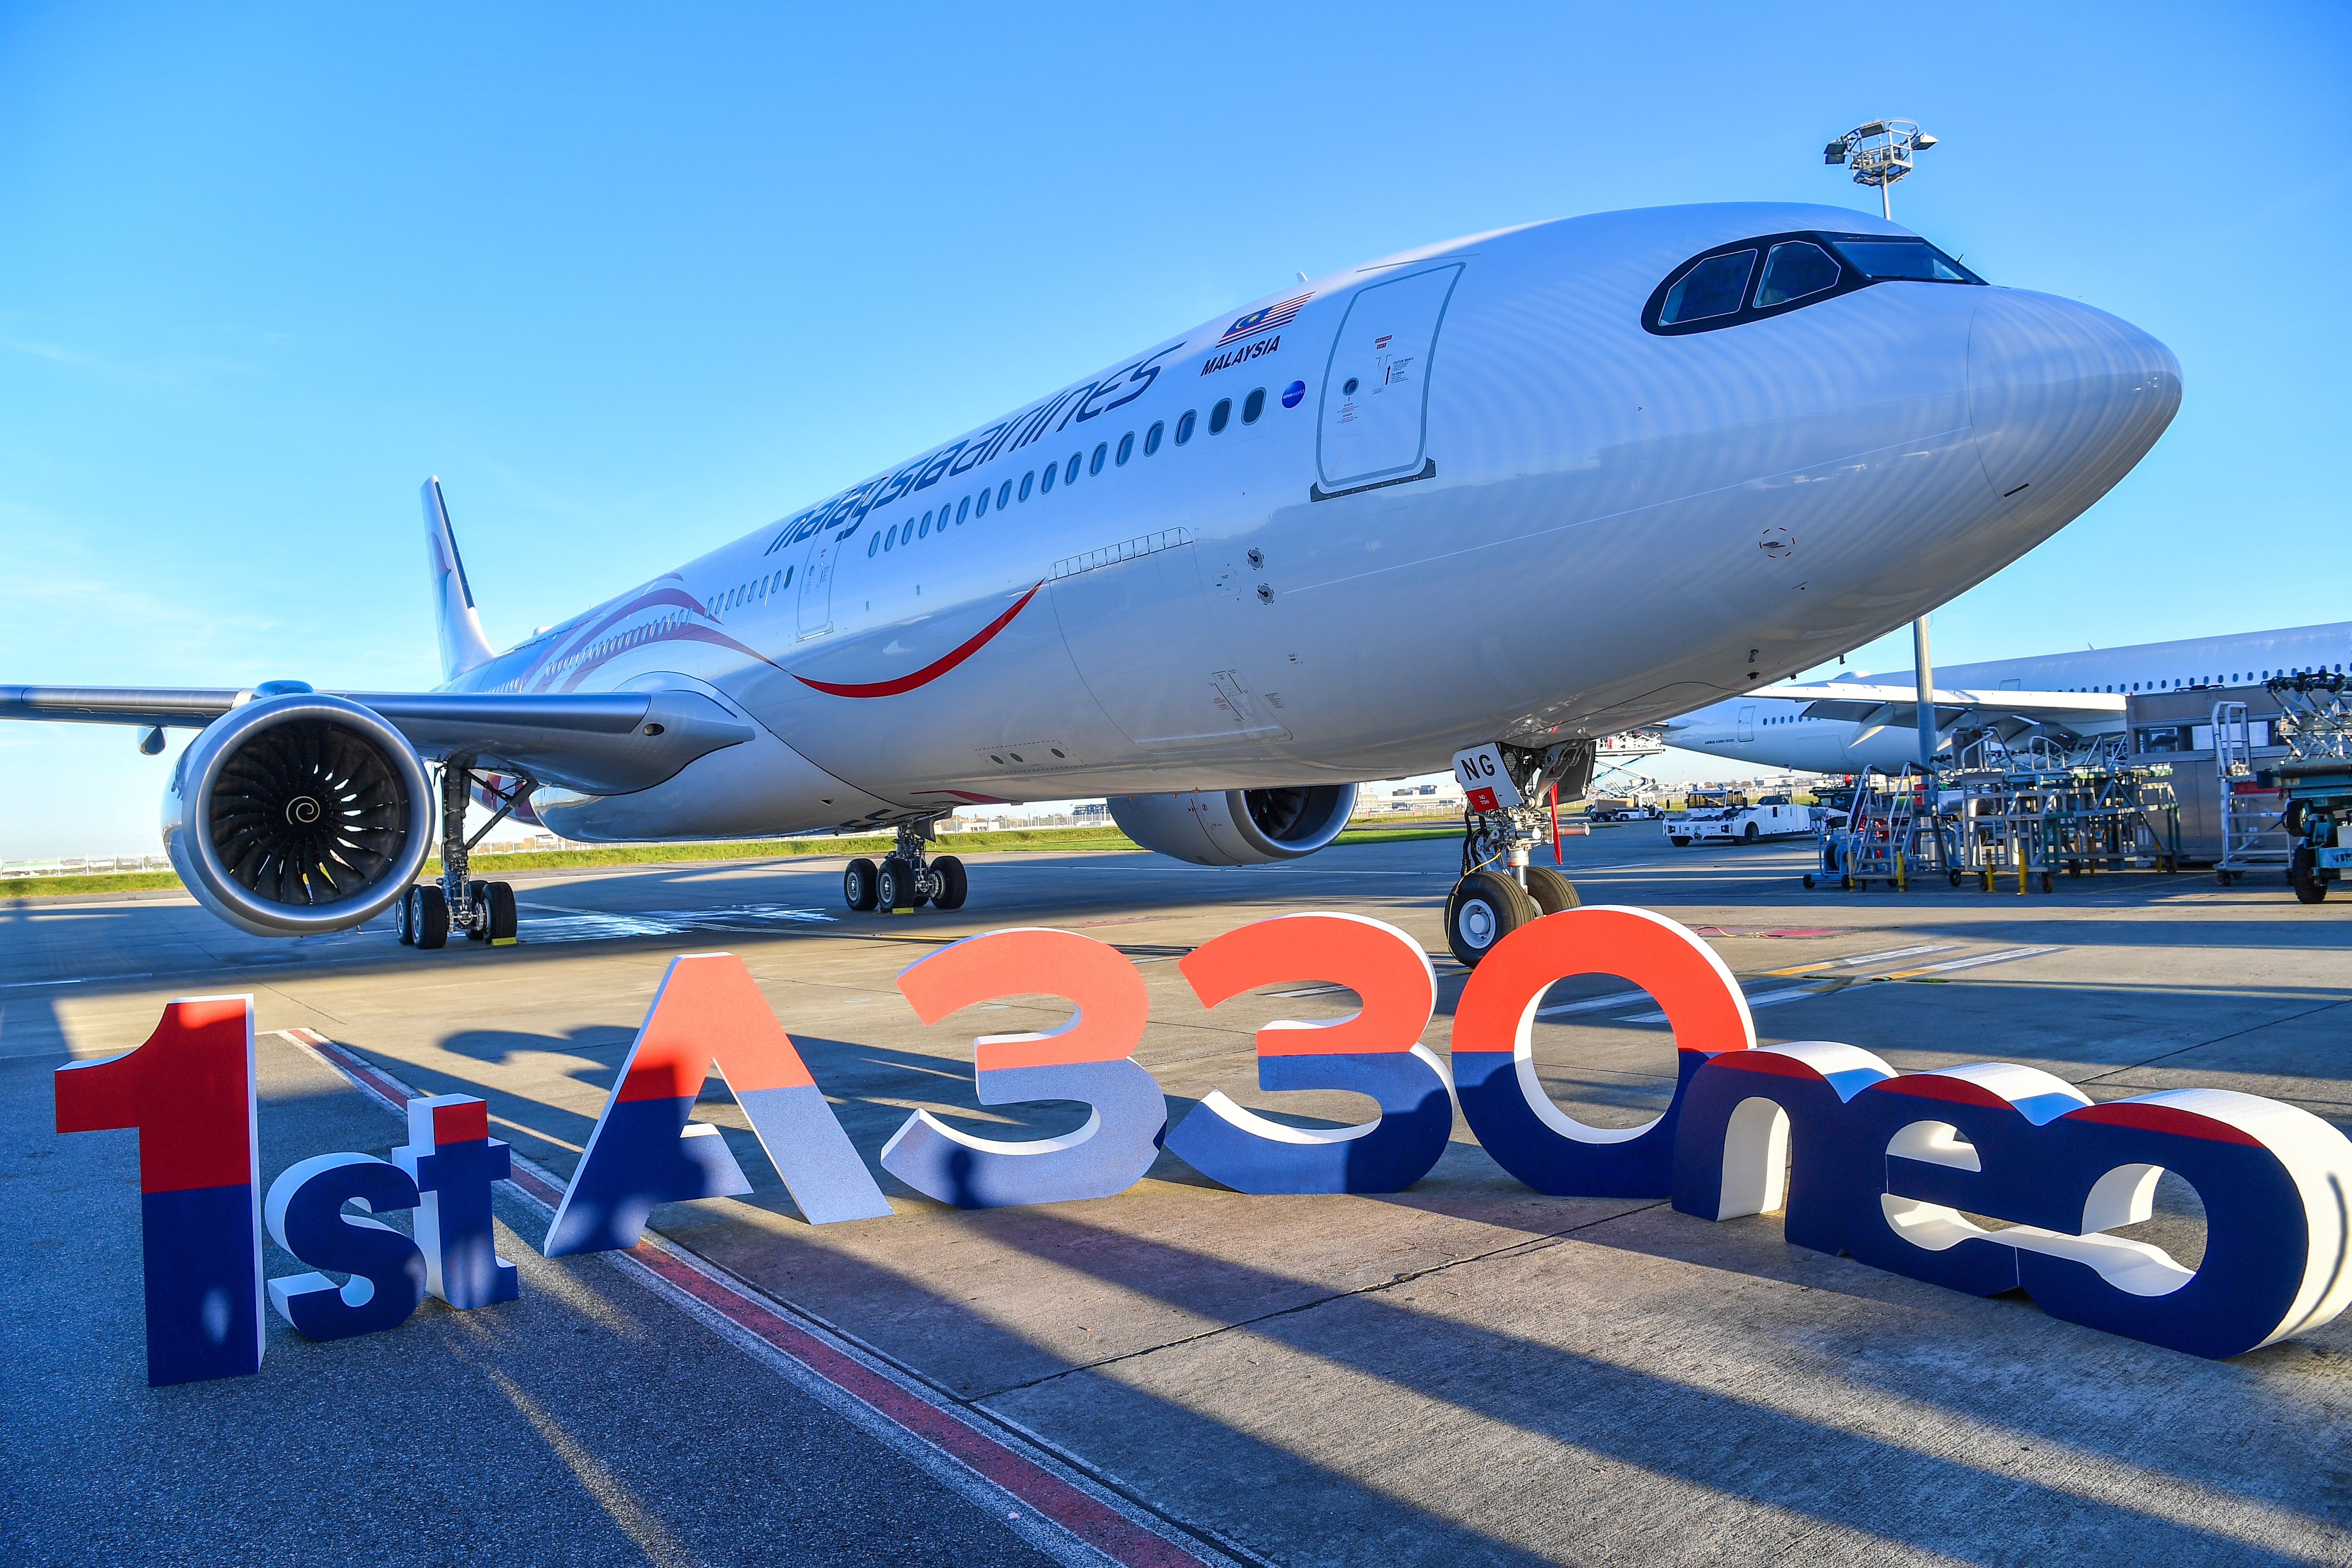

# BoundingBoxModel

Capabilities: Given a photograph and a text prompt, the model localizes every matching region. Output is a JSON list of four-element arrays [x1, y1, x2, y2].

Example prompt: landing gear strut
[[844, 819, 967, 914], [1444, 740, 1590, 967], [397, 758, 527, 950]]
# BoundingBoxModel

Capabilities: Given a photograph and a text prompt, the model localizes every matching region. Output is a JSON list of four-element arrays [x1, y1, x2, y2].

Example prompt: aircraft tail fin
[[422, 477, 496, 681]]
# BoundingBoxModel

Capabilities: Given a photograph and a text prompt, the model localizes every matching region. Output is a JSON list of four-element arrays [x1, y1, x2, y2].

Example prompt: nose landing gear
[[1443, 740, 1591, 966], [844, 820, 969, 914]]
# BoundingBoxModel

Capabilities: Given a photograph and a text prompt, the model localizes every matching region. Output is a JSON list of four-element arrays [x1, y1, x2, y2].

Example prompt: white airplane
[[2, 202, 2180, 963], [1664, 621, 2352, 775]]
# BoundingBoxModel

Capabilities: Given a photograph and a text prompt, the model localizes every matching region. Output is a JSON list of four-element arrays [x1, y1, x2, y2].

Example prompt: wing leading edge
[[0, 685, 755, 797]]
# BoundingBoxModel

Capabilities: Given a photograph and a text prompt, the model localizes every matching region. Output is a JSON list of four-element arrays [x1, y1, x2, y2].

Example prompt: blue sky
[[3, 3, 2345, 855]]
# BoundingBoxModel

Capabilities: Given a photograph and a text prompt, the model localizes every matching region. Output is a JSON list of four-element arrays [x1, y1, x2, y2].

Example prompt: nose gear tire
[[1446, 870, 1540, 968], [1523, 865, 1580, 915]]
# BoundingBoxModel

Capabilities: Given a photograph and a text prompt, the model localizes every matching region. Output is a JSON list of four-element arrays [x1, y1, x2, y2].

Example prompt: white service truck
[[1665, 802, 1817, 847]]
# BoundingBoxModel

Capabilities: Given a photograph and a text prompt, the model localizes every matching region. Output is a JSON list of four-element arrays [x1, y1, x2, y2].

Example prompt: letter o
[[1451, 906, 1754, 1196]]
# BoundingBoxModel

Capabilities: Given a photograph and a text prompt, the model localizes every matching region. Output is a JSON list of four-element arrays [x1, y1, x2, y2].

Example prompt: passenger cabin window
[[1242, 387, 1265, 423], [1065, 453, 1081, 485], [1039, 462, 1054, 494], [956, 496, 970, 523], [1144, 422, 1164, 455], [1117, 432, 1135, 464], [1209, 398, 1232, 434], [1645, 230, 1983, 337], [1755, 242, 1840, 307], [1091, 442, 1108, 475], [1175, 410, 1196, 444], [1019, 471, 1034, 501]]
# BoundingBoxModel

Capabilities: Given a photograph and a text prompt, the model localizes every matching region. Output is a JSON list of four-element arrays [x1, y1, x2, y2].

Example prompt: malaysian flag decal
[[1217, 291, 1312, 345]]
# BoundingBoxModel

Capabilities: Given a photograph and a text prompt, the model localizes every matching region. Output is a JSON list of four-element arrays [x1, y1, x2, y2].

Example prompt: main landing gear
[[397, 759, 528, 951], [843, 820, 968, 915], [1444, 740, 1591, 968]]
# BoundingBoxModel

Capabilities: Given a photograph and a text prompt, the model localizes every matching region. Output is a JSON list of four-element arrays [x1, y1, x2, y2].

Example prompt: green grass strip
[[3, 817, 1472, 901]]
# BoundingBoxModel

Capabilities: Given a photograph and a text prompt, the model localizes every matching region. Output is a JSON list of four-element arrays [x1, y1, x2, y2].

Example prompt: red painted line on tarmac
[[276, 1028, 1208, 1568], [626, 1242, 1205, 1568]]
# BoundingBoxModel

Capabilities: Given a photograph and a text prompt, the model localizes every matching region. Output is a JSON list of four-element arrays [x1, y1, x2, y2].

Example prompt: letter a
[[544, 953, 890, 1256]]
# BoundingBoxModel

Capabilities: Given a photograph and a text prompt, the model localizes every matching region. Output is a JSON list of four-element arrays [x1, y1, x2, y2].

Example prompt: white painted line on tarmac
[[1883, 945, 2063, 977]]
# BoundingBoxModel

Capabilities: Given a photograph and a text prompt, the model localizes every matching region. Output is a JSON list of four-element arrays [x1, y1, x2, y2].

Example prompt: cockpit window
[[1660, 250, 1754, 324], [1644, 229, 1985, 336], [1755, 241, 1840, 307], [1826, 238, 1979, 283]]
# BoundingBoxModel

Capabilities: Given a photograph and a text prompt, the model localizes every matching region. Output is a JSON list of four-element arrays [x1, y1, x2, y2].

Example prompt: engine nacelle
[[1106, 784, 1358, 866], [163, 693, 434, 937]]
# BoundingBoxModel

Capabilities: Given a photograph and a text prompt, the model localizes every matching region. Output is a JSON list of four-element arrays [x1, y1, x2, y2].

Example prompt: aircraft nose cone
[[1969, 290, 2182, 520]]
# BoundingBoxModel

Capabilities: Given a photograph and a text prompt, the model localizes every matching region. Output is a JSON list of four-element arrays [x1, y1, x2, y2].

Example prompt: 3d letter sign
[[57, 908, 2352, 1381], [54, 995, 264, 1386], [1166, 913, 1454, 1194], [881, 928, 1166, 1208], [544, 951, 890, 1255]]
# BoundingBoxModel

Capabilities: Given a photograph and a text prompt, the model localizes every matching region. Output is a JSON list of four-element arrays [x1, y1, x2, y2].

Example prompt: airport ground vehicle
[[1666, 802, 1818, 847], [2, 204, 2178, 951]]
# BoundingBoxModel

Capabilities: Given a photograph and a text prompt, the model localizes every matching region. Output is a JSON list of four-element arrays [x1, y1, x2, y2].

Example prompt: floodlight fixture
[[1821, 118, 1937, 220]]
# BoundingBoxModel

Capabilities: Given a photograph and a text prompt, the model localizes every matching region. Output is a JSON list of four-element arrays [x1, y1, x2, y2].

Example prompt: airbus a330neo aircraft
[[1664, 621, 2352, 775], [1, 202, 2180, 962]]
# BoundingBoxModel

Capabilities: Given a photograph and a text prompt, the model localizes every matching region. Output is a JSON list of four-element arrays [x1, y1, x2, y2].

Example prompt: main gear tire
[[1445, 870, 1539, 968], [877, 857, 918, 911], [486, 882, 519, 942], [844, 858, 879, 912], [414, 884, 450, 950], [396, 887, 418, 945], [466, 879, 492, 942], [931, 854, 969, 910]]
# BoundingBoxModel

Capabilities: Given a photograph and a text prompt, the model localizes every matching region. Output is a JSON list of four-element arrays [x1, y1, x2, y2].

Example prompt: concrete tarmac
[[4, 828, 2349, 1565]]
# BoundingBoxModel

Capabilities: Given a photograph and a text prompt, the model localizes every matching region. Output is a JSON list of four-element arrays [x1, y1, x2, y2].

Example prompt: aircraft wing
[[0, 685, 756, 796], [1746, 683, 2128, 733]]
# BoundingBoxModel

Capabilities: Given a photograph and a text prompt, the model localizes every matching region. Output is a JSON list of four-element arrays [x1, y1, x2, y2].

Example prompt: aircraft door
[[1316, 263, 1463, 496], [796, 526, 841, 640], [1737, 705, 1756, 741]]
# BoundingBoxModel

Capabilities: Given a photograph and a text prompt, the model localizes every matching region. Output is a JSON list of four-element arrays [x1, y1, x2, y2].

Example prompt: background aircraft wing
[[0, 685, 756, 795], [1746, 682, 2128, 732]]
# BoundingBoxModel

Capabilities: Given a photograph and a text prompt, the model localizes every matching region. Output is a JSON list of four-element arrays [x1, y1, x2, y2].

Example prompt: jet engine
[[162, 692, 434, 937], [1106, 784, 1357, 866]]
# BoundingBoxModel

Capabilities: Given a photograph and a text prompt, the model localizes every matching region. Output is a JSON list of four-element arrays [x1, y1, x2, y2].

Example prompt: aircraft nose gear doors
[[843, 821, 969, 914], [396, 760, 527, 952], [1444, 741, 1592, 967]]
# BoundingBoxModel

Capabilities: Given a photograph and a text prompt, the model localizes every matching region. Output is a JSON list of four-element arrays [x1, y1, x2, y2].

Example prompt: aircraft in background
[[2, 202, 2179, 963], [1663, 622, 2352, 775]]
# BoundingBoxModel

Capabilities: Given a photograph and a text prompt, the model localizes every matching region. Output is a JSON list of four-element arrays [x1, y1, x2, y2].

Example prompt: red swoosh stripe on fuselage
[[795, 584, 1041, 699]]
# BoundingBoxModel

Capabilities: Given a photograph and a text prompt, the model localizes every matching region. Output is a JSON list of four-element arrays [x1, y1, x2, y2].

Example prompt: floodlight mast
[[1822, 118, 1936, 220], [1823, 117, 1944, 768]]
